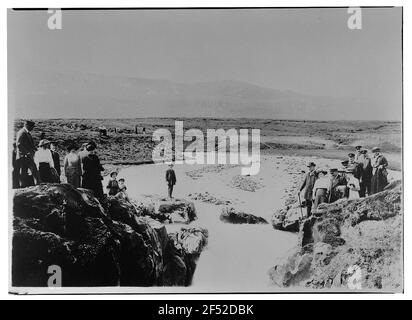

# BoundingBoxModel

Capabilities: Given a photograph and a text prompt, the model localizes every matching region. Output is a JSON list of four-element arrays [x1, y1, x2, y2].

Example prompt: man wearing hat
[[358, 149, 373, 197], [166, 163, 177, 199], [299, 162, 317, 217], [328, 168, 347, 203], [15, 120, 40, 186], [34, 139, 55, 183], [370, 147, 389, 194]]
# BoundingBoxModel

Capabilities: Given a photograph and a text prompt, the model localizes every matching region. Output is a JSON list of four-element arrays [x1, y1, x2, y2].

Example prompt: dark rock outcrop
[[12, 184, 207, 287], [269, 181, 403, 291], [220, 207, 268, 224]]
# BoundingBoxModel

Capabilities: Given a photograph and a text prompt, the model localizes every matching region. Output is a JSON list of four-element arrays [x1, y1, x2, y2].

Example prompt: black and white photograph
[[6, 5, 404, 296]]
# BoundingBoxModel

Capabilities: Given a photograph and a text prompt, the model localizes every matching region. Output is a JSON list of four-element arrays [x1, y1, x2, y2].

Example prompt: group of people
[[13, 120, 178, 200], [12, 121, 61, 188], [299, 145, 389, 217]]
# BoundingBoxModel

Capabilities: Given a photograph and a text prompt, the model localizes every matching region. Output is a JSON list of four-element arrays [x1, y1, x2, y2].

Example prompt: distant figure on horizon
[[166, 163, 177, 199], [299, 162, 317, 217], [370, 147, 389, 195], [82, 141, 104, 198], [50, 143, 61, 183], [15, 120, 40, 187], [64, 143, 82, 188], [34, 139, 55, 183]]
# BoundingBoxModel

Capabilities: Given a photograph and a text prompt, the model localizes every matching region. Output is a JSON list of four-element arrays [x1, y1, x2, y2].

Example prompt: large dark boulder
[[12, 184, 208, 288], [220, 207, 268, 224]]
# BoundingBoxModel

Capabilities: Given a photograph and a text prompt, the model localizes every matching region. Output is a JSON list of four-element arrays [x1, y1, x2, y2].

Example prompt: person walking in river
[[64, 143, 82, 188], [299, 162, 317, 217], [82, 141, 104, 198], [370, 147, 389, 195], [312, 169, 329, 210], [166, 163, 177, 199]]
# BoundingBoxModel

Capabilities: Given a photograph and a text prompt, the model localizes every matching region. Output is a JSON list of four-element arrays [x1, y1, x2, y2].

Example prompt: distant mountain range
[[10, 72, 398, 120]]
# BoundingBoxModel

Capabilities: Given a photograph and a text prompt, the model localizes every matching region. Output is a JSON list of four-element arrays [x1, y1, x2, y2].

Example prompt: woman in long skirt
[[370, 147, 389, 195], [34, 139, 55, 183], [64, 144, 82, 188]]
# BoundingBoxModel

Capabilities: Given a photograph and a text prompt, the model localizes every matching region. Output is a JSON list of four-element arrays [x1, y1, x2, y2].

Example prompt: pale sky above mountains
[[8, 8, 402, 120]]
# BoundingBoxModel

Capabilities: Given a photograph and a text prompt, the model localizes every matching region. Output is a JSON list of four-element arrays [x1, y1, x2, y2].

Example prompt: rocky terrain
[[12, 184, 207, 287], [268, 180, 402, 291]]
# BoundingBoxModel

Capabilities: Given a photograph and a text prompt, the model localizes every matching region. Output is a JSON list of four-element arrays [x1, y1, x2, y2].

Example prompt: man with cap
[[358, 149, 373, 197], [328, 168, 347, 203], [299, 162, 317, 217], [15, 120, 40, 186], [370, 147, 389, 195]]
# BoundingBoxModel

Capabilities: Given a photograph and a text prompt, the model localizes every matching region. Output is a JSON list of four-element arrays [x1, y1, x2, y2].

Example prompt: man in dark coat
[[81, 142, 104, 198], [348, 153, 363, 180], [15, 120, 40, 186], [359, 149, 373, 197], [370, 147, 389, 195], [328, 168, 347, 203], [166, 163, 177, 199], [299, 162, 317, 217], [50, 143, 61, 182]]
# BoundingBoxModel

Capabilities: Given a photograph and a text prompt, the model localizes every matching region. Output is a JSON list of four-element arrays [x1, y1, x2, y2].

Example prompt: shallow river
[[113, 155, 299, 292], [111, 154, 401, 292]]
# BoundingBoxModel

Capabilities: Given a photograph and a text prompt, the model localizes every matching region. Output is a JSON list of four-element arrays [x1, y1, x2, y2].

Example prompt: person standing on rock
[[50, 143, 61, 183], [64, 143, 82, 188], [346, 168, 361, 200], [359, 149, 373, 197], [354, 145, 363, 162], [15, 120, 41, 186], [312, 169, 329, 210], [348, 152, 363, 180], [166, 163, 177, 199], [299, 162, 317, 217], [370, 147, 389, 195], [82, 141, 104, 198], [34, 139, 55, 183], [328, 168, 347, 203]]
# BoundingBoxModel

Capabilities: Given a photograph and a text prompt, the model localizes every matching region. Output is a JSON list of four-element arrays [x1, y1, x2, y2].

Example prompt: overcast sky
[[8, 8, 402, 120]]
